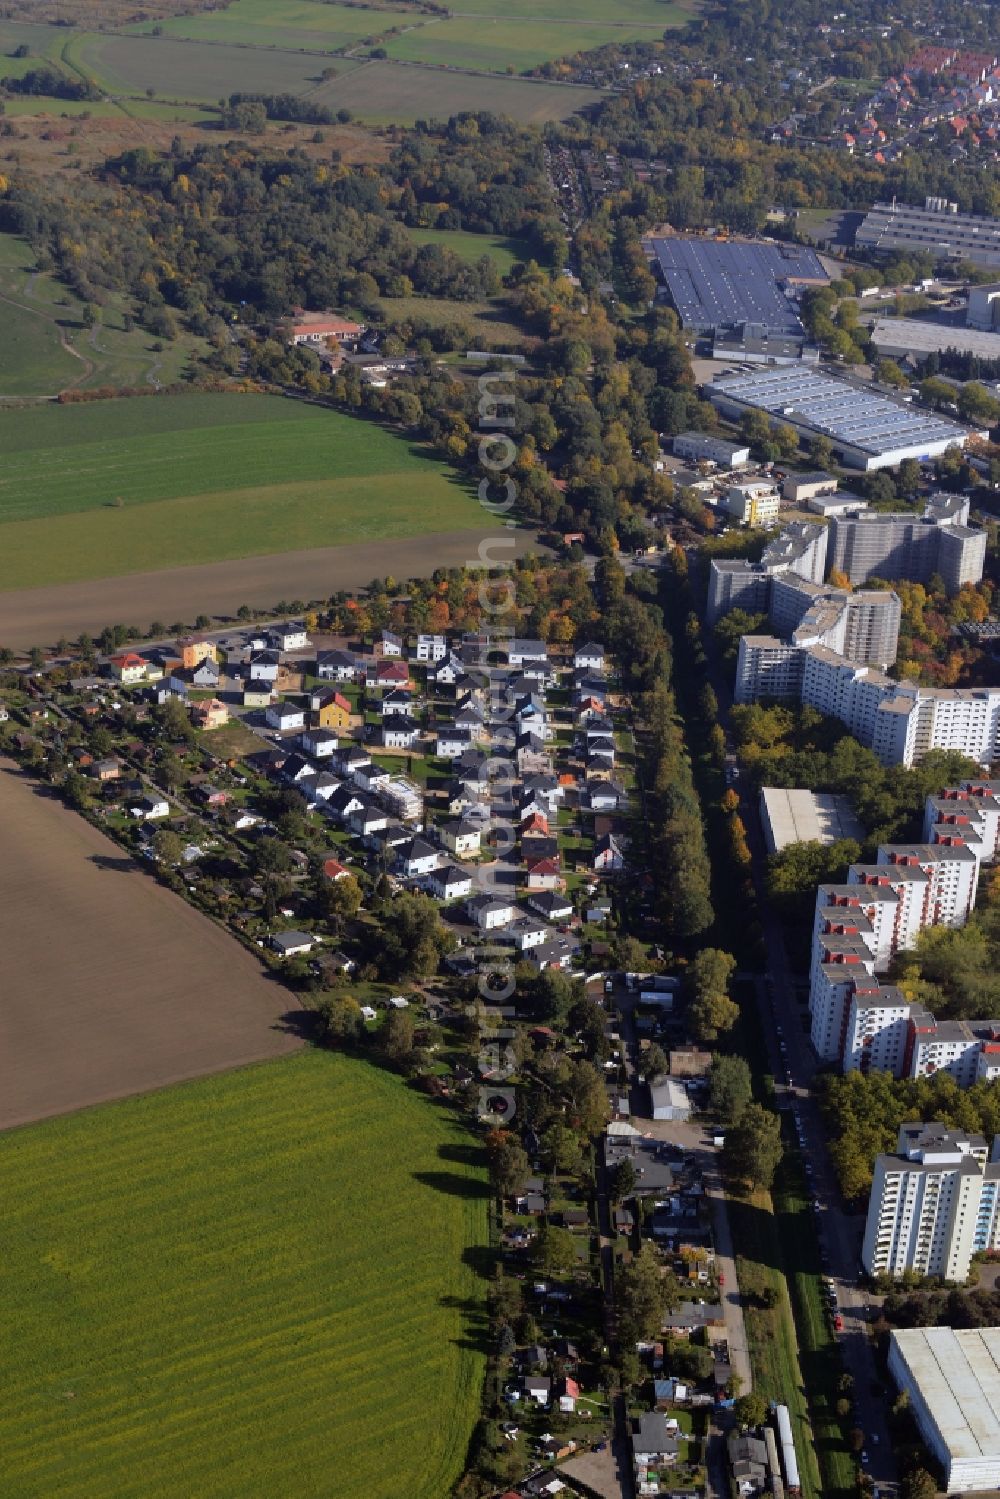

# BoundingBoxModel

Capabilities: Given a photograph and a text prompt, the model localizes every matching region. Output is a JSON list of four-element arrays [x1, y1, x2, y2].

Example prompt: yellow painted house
[[315, 691, 352, 731]]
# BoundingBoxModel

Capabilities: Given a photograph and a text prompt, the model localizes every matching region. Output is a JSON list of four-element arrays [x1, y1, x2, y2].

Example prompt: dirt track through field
[[0, 526, 538, 649], [0, 763, 304, 1130]]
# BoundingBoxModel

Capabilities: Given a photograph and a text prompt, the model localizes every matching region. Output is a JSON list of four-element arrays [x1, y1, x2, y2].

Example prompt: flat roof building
[[672, 431, 751, 468], [888, 1327, 1000, 1491], [870, 316, 1000, 363], [705, 366, 978, 470], [857, 198, 1000, 270], [759, 787, 864, 854], [649, 236, 826, 337]]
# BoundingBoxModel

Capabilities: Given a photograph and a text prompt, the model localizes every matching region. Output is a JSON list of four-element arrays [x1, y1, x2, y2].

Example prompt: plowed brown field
[[0, 763, 302, 1130]]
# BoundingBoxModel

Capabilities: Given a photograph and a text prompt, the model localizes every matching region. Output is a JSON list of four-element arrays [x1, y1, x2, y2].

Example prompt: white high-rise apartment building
[[862, 1124, 998, 1281], [807, 792, 995, 1073]]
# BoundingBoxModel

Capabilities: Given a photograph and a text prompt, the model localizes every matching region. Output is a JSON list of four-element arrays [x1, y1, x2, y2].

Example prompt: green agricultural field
[[63, 31, 339, 102], [128, 0, 417, 51], [407, 227, 534, 275], [0, 392, 482, 588], [0, 1051, 488, 1499], [0, 18, 67, 63], [302, 59, 603, 125], [381, 15, 674, 72]]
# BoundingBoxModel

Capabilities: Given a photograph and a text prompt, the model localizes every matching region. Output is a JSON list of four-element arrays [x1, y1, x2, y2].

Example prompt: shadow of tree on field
[[438, 1140, 487, 1169], [88, 853, 140, 874], [413, 1169, 492, 1200]]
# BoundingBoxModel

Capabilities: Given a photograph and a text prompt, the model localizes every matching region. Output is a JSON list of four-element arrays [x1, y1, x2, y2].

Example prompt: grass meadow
[[0, 1050, 488, 1499], [0, 232, 204, 397], [407, 227, 534, 275], [0, 393, 482, 588]]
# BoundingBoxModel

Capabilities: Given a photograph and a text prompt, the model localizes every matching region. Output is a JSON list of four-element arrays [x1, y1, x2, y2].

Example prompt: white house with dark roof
[[574, 642, 606, 672]]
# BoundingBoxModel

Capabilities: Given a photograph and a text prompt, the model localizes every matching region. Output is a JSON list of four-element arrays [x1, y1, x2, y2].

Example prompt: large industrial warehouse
[[888, 1327, 1000, 1492], [870, 316, 1000, 363], [649, 237, 827, 336], [704, 366, 978, 469]]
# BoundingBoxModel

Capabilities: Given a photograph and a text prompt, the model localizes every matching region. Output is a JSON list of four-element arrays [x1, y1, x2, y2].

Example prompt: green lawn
[[407, 227, 534, 275], [0, 393, 482, 588], [0, 1050, 488, 1499]]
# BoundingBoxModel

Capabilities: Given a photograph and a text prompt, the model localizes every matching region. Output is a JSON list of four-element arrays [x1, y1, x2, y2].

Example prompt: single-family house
[[315, 649, 359, 682], [594, 834, 625, 872], [353, 763, 388, 795], [108, 652, 149, 686], [728, 1433, 768, 1497], [399, 837, 441, 879], [178, 637, 217, 671], [520, 1376, 551, 1408], [270, 930, 316, 958], [379, 717, 419, 750], [128, 793, 170, 820], [326, 785, 366, 823], [337, 745, 371, 777], [526, 857, 564, 891], [522, 834, 559, 863], [150, 676, 189, 705], [588, 779, 626, 812], [574, 642, 606, 672], [365, 659, 411, 691], [441, 820, 482, 858], [302, 727, 340, 759], [269, 624, 310, 652], [428, 864, 473, 901], [414, 633, 447, 662], [431, 652, 464, 686], [436, 726, 472, 759], [467, 894, 516, 931], [374, 629, 403, 659], [266, 701, 306, 733], [314, 691, 352, 731], [633, 1411, 680, 1477], [349, 800, 389, 838], [248, 650, 280, 684], [243, 685, 273, 709], [191, 657, 221, 689], [280, 749, 314, 785], [88, 756, 122, 784], [378, 688, 412, 718], [527, 890, 574, 922], [322, 857, 352, 882], [527, 937, 579, 971], [555, 1377, 581, 1415], [453, 700, 487, 735], [501, 916, 549, 951], [190, 697, 228, 731], [507, 639, 548, 667]]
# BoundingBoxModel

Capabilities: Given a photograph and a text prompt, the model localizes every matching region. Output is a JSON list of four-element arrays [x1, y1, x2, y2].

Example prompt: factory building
[[704, 366, 978, 470], [856, 197, 1000, 270], [888, 1327, 1000, 1492]]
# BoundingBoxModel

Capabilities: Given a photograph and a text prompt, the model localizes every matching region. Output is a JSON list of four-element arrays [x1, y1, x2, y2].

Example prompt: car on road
[[834, 1314, 844, 1331]]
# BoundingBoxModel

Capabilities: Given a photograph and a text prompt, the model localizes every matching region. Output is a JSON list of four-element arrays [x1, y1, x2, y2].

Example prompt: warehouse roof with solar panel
[[648, 237, 829, 338]]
